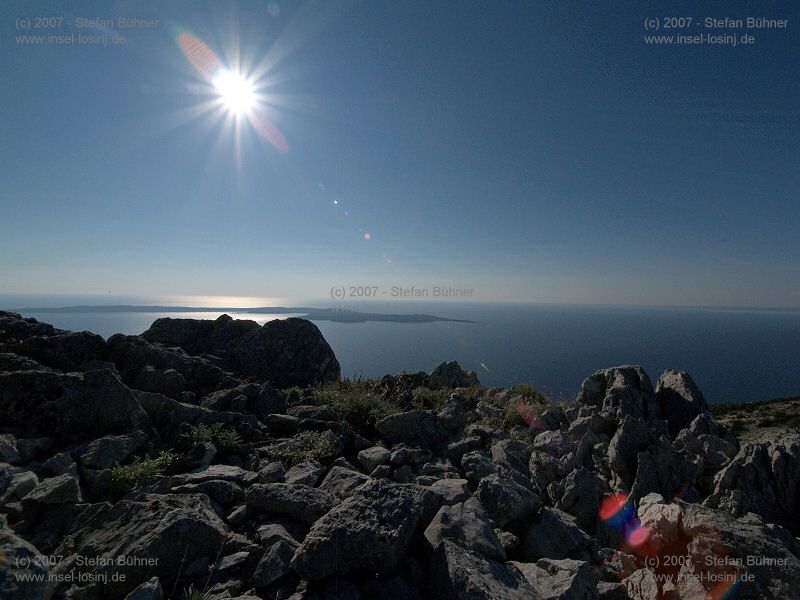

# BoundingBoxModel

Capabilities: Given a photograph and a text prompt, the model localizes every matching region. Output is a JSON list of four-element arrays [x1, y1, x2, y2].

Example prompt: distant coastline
[[13, 305, 476, 324]]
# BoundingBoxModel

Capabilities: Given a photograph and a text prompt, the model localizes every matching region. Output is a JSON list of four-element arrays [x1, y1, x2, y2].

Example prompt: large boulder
[[475, 473, 542, 527], [636, 495, 800, 599], [51, 493, 229, 598], [576, 366, 660, 424], [0, 369, 151, 443], [429, 539, 538, 599], [141, 315, 340, 387], [705, 435, 800, 535], [290, 479, 439, 580], [246, 483, 335, 523], [429, 361, 479, 390], [424, 498, 507, 561], [0, 526, 49, 600], [16, 331, 108, 373], [106, 334, 227, 396], [512, 558, 600, 600], [655, 370, 710, 438], [376, 410, 449, 449], [521, 508, 595, 562]]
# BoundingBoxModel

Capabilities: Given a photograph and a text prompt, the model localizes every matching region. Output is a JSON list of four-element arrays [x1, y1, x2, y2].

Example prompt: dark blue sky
[[2, 1, 798, 306]]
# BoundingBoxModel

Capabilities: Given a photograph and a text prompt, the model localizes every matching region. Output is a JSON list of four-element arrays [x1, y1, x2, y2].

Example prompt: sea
[[2, 295, 799, 404]]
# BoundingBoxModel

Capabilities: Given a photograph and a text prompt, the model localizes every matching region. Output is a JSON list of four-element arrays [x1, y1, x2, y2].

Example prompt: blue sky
[[1, 1, 798, 307]]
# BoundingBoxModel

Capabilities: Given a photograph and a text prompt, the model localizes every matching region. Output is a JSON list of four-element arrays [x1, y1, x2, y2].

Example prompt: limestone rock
[[290, 479, 439, 580]]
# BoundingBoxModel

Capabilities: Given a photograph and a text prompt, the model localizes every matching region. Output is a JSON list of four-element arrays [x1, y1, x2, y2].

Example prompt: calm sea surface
[[3, 298, 799, 404]]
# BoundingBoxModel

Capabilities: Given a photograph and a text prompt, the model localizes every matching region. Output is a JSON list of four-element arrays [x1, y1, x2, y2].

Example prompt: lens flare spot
[[364, 232, 371, 240], [173, 28, 223, 80], [599, 493, 629, 521], [625, 524, 650, 547]]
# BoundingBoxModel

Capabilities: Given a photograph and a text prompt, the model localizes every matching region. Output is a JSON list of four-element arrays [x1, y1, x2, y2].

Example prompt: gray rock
[[446, 437, 482, 466], [171, 479, 244, 505], [0, 469, 39, 503], [246, 483, 335, 522], [597, 582, 631, 600], [0, 434, 21, 464], [430, 539, 538, 599], [133, 366, 187, 398], [705, 435, 800, 535], [424, 497, 507, 561], [376, 410, 448, 449], [290, 479, 439, 580], [22, 473, 82, 505], [550, 467, 609, 534], [42, 452, 76, 476], [0, 527, 49, 600], [358, 445, 391, 473], [655, 369, 709, 438], [428, 478, 470, 505], [174, 464, 254, 486], [533, 430, 573, 457], [622, 569, 658, 600], [124, 577, 163, 600], [390, 446, 432, 466], [317, 465, 370, 500], [252, 538, 297, 587], [607, 417, 653, 490], [461, 450, 497, 483], [141, 315, 340, 387], [51, 493, 228, 598], [512, 558, 599, 600], [429, 361, 479, 389], [0, 369, 151, 443], [576, 366, 660, 424], [629, 439, 700, 504], [284, 460, 327, 487], [476, 473, 542, 527], [76, 431, 146, 469], [371, 464, 392, 478], [256, 460, 285, 483], [521, 508, 595, 561]]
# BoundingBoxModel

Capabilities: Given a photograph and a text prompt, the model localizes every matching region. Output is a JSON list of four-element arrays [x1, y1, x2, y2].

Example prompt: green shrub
[[411, 387, 450, 410], [728, 419, 746, 435], [110, 451, 175, 497], [179, 423, 242, 453], [262, 431, 338, 467], [314, 378, 397, 434], [182, 585, 214, 600], [504, 384, 550, 430]]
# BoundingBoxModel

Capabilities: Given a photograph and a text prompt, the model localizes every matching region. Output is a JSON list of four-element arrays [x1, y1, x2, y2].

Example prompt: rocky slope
[[1, 311, 799, 600]]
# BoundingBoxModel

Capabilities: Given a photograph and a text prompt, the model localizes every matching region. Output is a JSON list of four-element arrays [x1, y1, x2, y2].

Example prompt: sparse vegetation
[[504, 384, 550, 430], [411, 387, 450, 410], [314, 377, 398, 434], [179, 423, 243, 453], [262, 430, 338, 467], [181, 584, 215, 600], [110, 451, 176, 497]]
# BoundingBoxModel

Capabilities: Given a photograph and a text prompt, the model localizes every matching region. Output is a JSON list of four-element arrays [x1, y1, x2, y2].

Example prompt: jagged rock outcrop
[[705, 434, 800, 535], [51, 493, 229, 598], [0, 368, 151, 442], [655, 369, 710, 438], [141, 315, 340, 387]]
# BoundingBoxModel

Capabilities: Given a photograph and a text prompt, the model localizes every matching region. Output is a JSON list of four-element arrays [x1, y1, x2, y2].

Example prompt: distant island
[[15, 305, 476, 324]]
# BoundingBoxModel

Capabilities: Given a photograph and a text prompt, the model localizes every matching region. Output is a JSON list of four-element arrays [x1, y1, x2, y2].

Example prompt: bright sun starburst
[[212, 69, 256, 116]]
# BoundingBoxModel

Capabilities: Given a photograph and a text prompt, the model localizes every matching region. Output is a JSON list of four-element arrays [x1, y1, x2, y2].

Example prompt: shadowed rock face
[[142, 315, 340, 387]]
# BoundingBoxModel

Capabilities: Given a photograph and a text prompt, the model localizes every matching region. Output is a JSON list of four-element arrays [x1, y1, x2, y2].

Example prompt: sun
[[212, 69, 256, 116]]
